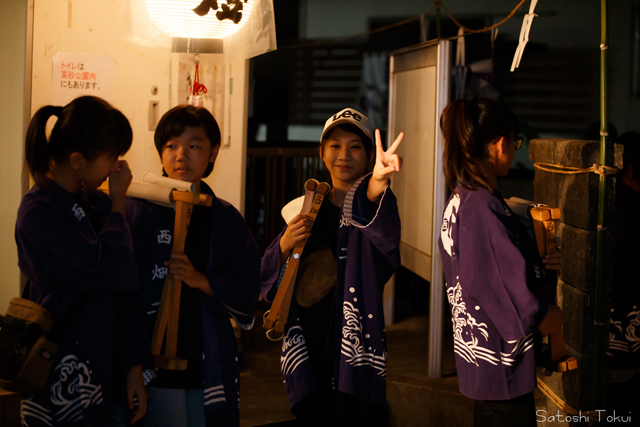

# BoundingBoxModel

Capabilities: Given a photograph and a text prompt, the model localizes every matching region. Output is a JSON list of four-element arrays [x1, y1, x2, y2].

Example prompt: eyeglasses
[[513, 136, 524, 150]]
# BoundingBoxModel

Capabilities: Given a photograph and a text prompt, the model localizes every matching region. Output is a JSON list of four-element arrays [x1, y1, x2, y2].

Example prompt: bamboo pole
[[590, 0, 609, 409]]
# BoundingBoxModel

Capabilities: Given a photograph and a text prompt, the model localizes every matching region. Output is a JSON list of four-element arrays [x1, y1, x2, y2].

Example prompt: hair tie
[[53, 106, 63, 117]]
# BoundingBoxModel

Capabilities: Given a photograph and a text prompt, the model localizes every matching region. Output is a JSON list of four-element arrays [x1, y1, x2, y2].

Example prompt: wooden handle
[[171, 190, 212, 206], [316, 182, 331, 196], [530, 207, 560, 221], [150, 198, 197, 370], [263, 181, 331, 338], [530, 207, 560, 258], [304, 179, 319, 193], [301, 180, 319, 214]]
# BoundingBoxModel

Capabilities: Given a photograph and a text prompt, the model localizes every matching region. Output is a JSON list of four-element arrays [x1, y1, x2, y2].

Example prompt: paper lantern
[[146, 0, 252, 40]]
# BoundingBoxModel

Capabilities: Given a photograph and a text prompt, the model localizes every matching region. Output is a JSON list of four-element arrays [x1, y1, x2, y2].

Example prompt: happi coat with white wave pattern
[[126, 182, 261, 426], [438, 186, 549, 401], [260, 174, 401, 409], [15, 179, 148, 426]]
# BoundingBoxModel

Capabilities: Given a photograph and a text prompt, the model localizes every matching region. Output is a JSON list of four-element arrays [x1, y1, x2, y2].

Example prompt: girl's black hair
[[440, 98, 518, 192], [320, 123, 375, 173], [25, 96, 132, 184], [154, 105, 221, 178]]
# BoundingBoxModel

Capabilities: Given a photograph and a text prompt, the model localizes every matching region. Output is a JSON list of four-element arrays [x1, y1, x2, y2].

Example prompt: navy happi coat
[[438, 186, 548, 401], [15, 179, 146, 426], [608, 182, 640, 370], [261, 174, 401, 408], [126, 181, 261, 425]]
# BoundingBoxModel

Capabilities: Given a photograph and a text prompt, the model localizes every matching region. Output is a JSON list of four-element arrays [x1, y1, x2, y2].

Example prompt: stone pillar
[[529, 138, 622, 426]]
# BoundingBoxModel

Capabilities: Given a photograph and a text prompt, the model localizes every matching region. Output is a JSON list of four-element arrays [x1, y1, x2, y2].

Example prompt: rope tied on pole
[[536, 376, 604, 419], [534, 162, 619, 177]]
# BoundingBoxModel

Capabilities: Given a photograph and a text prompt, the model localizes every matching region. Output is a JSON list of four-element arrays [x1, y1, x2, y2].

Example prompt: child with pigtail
[[438, 98, 564, 427]]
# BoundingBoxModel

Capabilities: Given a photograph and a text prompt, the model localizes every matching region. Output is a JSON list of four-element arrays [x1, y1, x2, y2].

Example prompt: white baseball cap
[[320, 108, 372, 143]]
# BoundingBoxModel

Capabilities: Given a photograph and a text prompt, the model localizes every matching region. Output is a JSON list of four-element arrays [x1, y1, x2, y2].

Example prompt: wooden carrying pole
[[151, 190, 212, 370], [263, 179, 331, 341], [99, 179, 212, 370]]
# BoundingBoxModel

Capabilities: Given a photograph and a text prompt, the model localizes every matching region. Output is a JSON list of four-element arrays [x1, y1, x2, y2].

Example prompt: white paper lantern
[[146, 0, 253, 39]]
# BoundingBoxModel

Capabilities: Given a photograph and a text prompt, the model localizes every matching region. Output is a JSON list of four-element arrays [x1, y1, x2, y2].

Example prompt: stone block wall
[[529, 138, 622, 427]]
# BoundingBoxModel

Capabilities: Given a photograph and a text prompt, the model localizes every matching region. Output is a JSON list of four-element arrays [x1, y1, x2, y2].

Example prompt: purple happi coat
[[261, 174, 401, 408], [126, 181, 261, 426], [15, 179, 148, 426], [608, 182, 640, 370], [438, 186, 548, 401]]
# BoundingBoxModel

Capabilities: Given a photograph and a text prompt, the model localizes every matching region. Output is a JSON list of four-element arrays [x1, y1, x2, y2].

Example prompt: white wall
[[29, 0, 249, 208], [30, 0, 172, 182], [0, 0, 249, 311], [205, 59, 250, 213], [0, 0, 29, 312]]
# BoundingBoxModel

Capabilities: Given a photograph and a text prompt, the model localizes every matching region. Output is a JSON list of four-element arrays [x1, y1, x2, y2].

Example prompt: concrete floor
[[238, 326, 295, 427], [238, 315, 473, 427]]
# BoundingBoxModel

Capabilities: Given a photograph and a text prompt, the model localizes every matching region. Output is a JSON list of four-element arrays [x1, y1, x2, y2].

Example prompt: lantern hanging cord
[[441, 0, 528, 36], [279, 10, 435, 49], [191, 62, 208, 97], [280, 0, 528, 50]]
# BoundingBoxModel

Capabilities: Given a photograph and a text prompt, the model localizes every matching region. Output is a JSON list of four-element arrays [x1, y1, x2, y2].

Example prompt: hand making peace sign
[[368, 129, 404, 202], [372, 129, 404, 181]]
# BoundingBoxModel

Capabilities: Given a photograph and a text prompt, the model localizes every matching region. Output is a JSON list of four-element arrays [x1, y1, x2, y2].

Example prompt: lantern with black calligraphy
[[145, 0, 253, 53]]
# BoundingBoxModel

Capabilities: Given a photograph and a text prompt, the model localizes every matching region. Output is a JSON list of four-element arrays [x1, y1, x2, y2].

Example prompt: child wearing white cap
[[261, 108, 404, 426]]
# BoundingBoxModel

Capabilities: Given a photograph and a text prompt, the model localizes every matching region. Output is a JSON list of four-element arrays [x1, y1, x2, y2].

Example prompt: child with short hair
[[126, 105, 261, 426], [261, 108, 404, 426], [16, 95, 148, 426], [438, 98, 564, 427]]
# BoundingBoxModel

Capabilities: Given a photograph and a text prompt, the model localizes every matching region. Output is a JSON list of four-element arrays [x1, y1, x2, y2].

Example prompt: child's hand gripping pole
[[151, 190, 212, 370], [263, 180, 331, 341], [529, 206, 578, 373]]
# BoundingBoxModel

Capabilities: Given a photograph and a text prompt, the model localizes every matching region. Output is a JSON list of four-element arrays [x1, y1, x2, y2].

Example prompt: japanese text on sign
[[51, 52, 114, 105]]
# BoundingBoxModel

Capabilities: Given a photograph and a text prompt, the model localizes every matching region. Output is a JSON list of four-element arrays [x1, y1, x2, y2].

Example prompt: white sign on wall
[[51, 51, 114, 105]]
